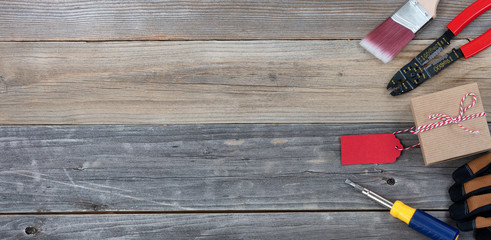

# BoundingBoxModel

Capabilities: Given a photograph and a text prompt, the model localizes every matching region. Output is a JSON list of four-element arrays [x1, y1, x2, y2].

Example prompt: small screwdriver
[[345, 179, 459, 240]]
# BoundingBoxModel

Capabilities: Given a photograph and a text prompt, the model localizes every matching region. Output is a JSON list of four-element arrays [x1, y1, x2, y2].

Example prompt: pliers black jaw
[[388, 48, 465, 96], [387, 30, 456, 96], [387, 60, 430, 96]]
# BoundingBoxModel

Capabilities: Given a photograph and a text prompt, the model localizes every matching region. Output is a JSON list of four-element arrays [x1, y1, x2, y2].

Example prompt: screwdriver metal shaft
[[345, 178, 393, 209]]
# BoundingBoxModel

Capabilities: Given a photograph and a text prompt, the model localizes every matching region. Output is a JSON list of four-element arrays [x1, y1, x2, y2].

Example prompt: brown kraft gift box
[[410, 83, 491, 166]]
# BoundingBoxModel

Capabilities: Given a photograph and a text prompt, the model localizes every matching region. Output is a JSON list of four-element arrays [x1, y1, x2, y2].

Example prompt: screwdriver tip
[[345, 178, 364, 192]]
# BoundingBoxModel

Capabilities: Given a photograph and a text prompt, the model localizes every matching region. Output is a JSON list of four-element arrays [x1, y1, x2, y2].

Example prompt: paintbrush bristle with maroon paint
[[360, 0, 440, 63]]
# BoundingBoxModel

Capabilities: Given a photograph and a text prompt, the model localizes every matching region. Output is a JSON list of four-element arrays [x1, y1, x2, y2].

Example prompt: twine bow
[[412, 93, 486, 134], [393, 92, 486, 151]]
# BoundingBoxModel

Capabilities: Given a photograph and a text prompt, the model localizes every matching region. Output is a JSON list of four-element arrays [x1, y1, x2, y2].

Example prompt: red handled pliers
[[387, 0, 491, 96]]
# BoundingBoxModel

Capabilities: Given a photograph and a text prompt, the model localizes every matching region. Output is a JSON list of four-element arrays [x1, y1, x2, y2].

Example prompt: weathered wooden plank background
[[0, 124, 487, 239], [0, 0, 489, 41], [0, 124, 478, 213], [0, 40, 490, 124], [0, 0, 489, 239], [0, 213, 474, 240]]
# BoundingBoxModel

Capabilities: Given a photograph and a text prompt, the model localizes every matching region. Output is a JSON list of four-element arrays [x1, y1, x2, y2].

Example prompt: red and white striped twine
[[395, 142, 421, 151], [393, 93, 486, 151]]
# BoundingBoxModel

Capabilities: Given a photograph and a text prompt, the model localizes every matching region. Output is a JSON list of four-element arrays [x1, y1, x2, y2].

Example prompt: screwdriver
[[345, 179, 459, 240]]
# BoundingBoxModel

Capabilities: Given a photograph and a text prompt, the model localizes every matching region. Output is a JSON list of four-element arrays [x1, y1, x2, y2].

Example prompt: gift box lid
[[410, 83, 491, 166]]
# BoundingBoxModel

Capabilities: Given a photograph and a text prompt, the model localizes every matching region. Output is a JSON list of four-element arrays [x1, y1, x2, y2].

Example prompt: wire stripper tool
[[387, 0, 491, 96]]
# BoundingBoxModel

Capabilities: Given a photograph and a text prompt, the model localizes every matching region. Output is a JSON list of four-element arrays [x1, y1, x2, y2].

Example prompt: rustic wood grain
[[1, 124, 487, 213], [0, 0, 489, 41], [1, 1, 487, 239], [0, 40, 489, 124], [0, 212, 473, 240]]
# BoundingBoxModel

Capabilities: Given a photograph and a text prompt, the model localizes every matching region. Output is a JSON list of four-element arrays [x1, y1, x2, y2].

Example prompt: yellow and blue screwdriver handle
[[345, 179, 459, 240]]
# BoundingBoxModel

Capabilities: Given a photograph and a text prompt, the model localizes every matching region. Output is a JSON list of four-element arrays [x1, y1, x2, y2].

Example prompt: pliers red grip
[[387, 0, 491, 96], [448, 0, 491, 58], [462, 28, 491, 58]]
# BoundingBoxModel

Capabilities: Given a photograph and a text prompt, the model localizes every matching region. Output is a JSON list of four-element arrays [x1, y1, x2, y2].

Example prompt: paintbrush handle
[[418, 0, 440, 17]]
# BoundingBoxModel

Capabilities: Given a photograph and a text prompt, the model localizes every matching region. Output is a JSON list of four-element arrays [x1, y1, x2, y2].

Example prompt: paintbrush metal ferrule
[[391, 0, 432, 33]]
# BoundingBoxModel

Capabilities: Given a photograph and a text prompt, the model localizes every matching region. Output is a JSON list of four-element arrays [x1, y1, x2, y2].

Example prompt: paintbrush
[[360, 0, 440, 63]]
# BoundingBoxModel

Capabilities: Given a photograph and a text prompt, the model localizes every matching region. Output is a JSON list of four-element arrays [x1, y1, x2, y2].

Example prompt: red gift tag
[[341, 134, 403, 165]]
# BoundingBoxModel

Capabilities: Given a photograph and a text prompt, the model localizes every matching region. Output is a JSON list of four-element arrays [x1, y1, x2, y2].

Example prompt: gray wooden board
[[0, 212, 473, 240], [0, 40, 490, 124], [1, 124, 488, 213], [0, 0, 489, 41]]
